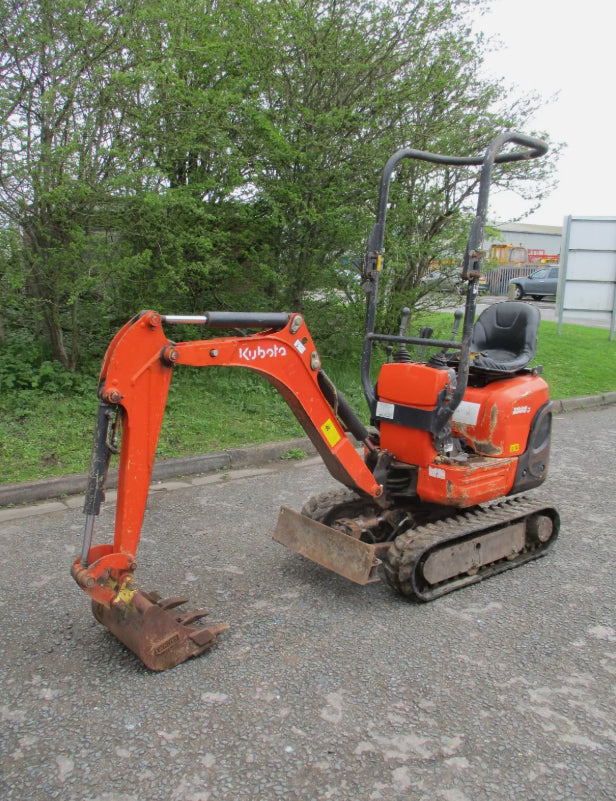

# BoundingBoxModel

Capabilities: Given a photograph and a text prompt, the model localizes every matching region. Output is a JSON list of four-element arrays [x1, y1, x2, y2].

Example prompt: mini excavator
[[72, 132, 559, 670]]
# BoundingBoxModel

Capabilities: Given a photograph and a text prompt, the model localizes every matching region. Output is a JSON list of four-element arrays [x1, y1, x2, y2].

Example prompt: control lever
[[393, 307, 412, 363], [398, 307, 411, 337], [450, 309, 463, 341], [428, 309, 463, 368], [415, 326, 434, 362]]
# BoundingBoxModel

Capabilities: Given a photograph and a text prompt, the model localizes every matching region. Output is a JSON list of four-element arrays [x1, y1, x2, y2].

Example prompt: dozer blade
[[273, 506, 379, 585], [92, 589, 229, 671]]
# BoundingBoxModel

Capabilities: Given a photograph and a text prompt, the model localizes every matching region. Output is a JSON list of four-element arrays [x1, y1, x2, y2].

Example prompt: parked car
[[509, 266, 559, 300]]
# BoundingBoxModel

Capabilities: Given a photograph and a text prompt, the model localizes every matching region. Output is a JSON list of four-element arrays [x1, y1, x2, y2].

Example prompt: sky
[[473, 0, 616, 227]]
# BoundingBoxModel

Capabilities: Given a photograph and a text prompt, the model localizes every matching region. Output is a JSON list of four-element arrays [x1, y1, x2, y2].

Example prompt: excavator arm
[[72, 309, 382, 669]]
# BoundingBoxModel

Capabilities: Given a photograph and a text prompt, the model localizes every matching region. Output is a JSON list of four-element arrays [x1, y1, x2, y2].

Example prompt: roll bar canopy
[[360, 132, 548, 421]]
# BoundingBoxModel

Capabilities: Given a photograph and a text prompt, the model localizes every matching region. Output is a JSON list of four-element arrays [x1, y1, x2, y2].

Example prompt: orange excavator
[[72, 132, 559, 670]]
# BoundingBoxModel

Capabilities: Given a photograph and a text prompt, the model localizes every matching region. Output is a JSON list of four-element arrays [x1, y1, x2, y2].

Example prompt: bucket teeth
[[91, 588, 228, 671], [156, 596, 190, 611], [189, 622, 230, 648], [176, 609, 209, 626], [141, 590, 162, 603]]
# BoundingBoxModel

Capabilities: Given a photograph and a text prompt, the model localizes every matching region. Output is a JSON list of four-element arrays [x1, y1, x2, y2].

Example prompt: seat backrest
[[470, 301, 540, 372]]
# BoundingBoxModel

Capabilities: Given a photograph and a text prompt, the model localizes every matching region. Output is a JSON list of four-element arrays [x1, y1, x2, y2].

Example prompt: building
[[486, 222, 562, 258]]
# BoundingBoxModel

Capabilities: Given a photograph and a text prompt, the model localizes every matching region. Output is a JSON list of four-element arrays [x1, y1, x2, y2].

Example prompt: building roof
[[490, 222, 563, 236]]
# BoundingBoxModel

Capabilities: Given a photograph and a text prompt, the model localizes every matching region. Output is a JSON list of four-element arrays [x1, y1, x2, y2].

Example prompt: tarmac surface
[[1, 404, 616, 801]]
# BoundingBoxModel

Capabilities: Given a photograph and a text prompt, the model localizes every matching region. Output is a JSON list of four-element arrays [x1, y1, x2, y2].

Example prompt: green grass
[[533, 320, 616, 398], [0, 318, 614, 485]]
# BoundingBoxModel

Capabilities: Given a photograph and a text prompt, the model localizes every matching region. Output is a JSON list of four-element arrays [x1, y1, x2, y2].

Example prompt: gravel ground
[[1, 405, 615, 801]]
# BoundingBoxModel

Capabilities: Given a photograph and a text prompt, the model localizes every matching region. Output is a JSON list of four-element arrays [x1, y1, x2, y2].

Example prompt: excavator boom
[[72, 310, 381, 669]]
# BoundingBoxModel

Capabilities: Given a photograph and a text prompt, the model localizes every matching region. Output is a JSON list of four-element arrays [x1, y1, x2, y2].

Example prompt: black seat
[[470, 301, 540, 373]]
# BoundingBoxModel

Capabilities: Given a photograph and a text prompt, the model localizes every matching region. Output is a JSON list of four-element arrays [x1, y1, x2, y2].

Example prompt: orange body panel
[[451, 374, 549, 457], [378, 362, 452, 406], [375, 363, 548, 507], [416, 457, 518, 507], [377, 363, 453, 466]]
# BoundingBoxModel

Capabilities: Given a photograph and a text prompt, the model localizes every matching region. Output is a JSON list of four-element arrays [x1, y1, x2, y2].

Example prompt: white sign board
[[557, 216, 616, 340]]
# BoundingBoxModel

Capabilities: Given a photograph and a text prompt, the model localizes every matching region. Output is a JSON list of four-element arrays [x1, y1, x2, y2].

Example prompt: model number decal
[[429, 465, 446, 480], [513, 405, 532, 415], [238, 344, 287, 361]]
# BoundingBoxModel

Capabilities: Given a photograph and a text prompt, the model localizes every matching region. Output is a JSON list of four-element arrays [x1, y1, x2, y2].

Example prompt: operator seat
[[470, 301, 540, 373]]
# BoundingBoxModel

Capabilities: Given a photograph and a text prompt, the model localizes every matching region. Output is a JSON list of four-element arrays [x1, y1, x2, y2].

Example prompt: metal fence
[[485, 265, 538, 295]]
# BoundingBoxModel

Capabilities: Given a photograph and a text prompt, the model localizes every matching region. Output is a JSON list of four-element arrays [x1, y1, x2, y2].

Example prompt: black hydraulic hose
[[81, 401, 116, 567], [317, 370, 372, 447], [83, 401, 115, 517]]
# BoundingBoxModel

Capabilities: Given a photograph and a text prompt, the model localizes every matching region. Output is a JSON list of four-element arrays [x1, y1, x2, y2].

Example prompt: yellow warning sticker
[[321, 418, 341, 448], [510, 443, 520, 453]]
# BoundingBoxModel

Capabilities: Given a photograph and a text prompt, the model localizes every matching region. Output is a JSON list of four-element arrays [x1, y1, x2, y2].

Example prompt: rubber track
[[382, 495, 559, 602], [301, 489, 361, 522]]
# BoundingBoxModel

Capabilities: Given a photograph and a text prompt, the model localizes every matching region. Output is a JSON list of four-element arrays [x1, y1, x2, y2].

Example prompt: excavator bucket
[[273, 506, 381, 585], [91, 589, 229, 671]]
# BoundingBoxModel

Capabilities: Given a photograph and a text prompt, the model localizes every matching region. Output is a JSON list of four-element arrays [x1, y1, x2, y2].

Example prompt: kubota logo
[[153, 632, 181, 655], [238, 344, 287, 361]]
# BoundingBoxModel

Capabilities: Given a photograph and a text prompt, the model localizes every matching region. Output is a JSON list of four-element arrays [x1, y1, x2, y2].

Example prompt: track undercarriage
[[286, 489, 559, 600]]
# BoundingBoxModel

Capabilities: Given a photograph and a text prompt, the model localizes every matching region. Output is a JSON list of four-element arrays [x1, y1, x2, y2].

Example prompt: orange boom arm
[[73, 310, 381, 608]]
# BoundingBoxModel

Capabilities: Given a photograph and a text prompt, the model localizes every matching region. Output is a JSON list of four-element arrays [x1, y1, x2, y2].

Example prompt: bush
[[0, 331, 93, 394]]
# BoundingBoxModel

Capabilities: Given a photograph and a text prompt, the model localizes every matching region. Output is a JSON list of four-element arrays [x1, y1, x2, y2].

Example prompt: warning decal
[[321, 418, 341, 448], [452, 400, 481, 426]]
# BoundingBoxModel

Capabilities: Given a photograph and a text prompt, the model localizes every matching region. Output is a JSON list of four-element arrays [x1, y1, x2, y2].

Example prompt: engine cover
[[451, 374, 549, 457]]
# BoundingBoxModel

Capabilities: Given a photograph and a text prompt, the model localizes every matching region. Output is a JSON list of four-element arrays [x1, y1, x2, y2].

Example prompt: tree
[[234, 0, 557, 325], [0, 0, 147, 368], [118, 0, 274, 315], [0, 0, 559, 374]]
